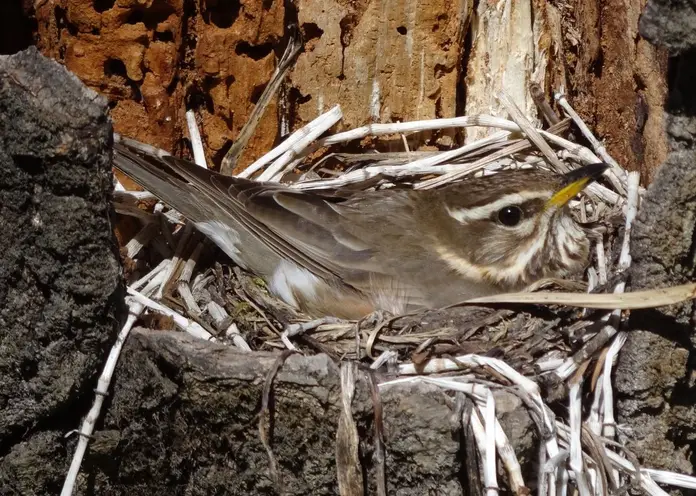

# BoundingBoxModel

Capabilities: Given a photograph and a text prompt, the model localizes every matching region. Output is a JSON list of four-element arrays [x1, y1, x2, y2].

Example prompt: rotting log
[[18, 0, 667, 179]]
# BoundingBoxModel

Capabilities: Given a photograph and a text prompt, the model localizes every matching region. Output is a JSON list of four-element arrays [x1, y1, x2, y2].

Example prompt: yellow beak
[[546, 163, 609, 208]]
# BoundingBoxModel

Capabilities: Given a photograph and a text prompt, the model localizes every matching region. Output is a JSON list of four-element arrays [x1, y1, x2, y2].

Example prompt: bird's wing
[[113, 138, 424, 308]]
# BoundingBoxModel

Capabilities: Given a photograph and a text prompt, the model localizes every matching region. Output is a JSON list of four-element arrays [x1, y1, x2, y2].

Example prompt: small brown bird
[[114, 136, 607, 319]]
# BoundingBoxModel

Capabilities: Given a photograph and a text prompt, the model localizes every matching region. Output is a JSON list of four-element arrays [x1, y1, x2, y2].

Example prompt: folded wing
[[113, 137, 424, 315]]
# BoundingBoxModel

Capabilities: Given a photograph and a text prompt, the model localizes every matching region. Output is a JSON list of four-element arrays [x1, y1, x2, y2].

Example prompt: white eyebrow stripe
[[446, 191, 553, 223]]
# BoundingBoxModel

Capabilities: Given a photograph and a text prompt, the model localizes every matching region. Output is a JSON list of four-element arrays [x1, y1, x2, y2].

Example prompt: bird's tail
[[112, 135, 209, 222]]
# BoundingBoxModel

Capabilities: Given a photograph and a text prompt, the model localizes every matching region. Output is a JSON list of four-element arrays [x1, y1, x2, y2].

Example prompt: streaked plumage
[[113, 136, 606, 319]]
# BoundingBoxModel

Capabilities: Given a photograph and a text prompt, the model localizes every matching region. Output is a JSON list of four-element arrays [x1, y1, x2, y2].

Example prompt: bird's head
[[423, 163, 609, 289]]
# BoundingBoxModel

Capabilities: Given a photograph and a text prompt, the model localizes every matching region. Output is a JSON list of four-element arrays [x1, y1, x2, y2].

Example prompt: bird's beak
[[546, 162, 610, 208]]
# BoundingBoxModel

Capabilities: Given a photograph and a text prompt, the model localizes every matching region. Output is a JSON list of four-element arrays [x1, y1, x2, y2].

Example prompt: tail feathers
[[113, 139, 209, 222], [112, 137, 340, 281]]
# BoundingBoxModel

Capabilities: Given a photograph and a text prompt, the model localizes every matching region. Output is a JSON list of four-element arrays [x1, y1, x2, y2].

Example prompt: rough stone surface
[[77, 329, 535, 495], [0, 47, 124, 493], [616, 0, 696, 478], [640, 0, 696, 53]]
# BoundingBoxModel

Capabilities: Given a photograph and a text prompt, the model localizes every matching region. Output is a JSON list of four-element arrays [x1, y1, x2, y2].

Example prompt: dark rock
[[81, 329, 535, 495], [640, 0, 696, 53], [616, 2, 696, 479], [0, 46, 123, 492]]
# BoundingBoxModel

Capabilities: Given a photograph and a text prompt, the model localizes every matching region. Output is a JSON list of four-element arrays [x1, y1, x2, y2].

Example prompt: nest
[[76, 87, 696, 496]]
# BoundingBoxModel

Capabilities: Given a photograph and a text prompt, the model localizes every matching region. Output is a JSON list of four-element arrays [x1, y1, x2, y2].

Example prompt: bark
[[0, 0, 667, 180]]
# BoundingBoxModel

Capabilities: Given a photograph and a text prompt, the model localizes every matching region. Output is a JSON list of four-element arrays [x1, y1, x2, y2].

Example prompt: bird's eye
[[497, 205, 523, 226]]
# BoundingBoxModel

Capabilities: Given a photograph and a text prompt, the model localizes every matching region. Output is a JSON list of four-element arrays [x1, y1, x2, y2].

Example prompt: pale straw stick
[[555, 454, 570, 496], [586, 267, 599, 295], [114, 190, 158, 202], [185, 109, 208, 168], [643, 469, 696, 490], [537, 130, 601, 164], [262, 105, 344, 181], [468, 408, 490, 485], [398, 355, 560, 493], [411, 135, 620, 206], [172, 110, 208, 308], [411, 119, 572, 191], [206, 301, 230, 329], [126, 286, 215, 341], [129, 258, 171, 291], [492, 414, 526, 495], [534, 130, 625, 203], [599, 172, 640, 437], [221, 31, 301, 174], [428, 381, 525, 495], [568, 373, 592, 496], [554, 324, 617, 382], [370, 350, 398, 370], [225, 322, 252, 352], [554, 92, 628, 191], [61, 298, 147, 496], [538, 128, 626, 196], [61, 273, 164, 496], [155, 111, 209, 300], [482, 393, 499, 496], [583, 236, 606, 318], [535, 356, 565, 373], [115, 133, 172, 159], [126, 222, 159, 259], [399, 125, 412, 156], [381, 375, 543, 495], [497, 91, 568, 173], [290, 131, 510, 191], [240, 105, 342, 180], [378, 376, 485, 402], [336, 362, 363, 495], [280, 333, 298, 351], [614, 171, 641, 291], [600, 332, 627, 441], [603, 450, 670, 496], [114, 176, 126, 191], [587, 374, 604, 436], [595, 238, 608, 285], [177, 241, 204, 316], [155, 224, 192, 300], [318, 115, 524, 146], [553, 172, 640, 381]]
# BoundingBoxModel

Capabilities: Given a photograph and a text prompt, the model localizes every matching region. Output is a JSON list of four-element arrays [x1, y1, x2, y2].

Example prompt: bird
[[113, 135, 608, 320]]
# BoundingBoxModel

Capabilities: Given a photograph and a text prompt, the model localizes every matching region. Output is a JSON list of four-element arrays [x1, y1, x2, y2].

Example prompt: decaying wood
[[465, 0, 537, 142]]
